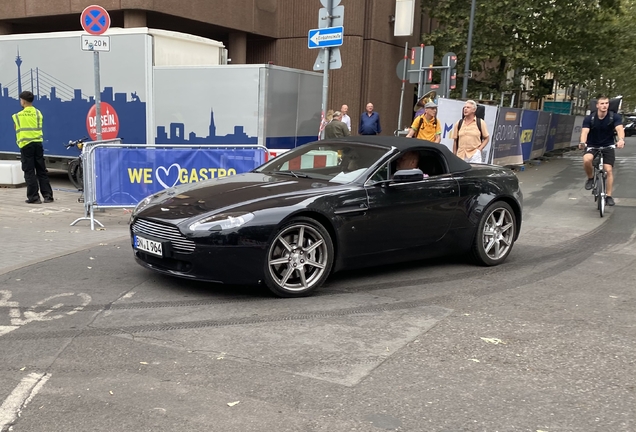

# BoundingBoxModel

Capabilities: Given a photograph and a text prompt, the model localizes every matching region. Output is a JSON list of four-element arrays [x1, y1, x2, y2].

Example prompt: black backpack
[[589, 111, 615, 129], [414, 115, 438, 135], [588, 97, 621, 113], [454, 117, 484, 152], [588, 97, 620, 135], [590, 111, 619, 140]]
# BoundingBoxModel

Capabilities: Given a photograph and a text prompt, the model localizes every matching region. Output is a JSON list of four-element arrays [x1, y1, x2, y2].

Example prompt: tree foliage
[[584, 0, 636, 109], [421, 0, 636, 107]]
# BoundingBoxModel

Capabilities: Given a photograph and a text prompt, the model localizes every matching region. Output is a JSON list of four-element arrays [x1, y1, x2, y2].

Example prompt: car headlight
[[132, 196, 153, 217], [189, 212, 255, 232]]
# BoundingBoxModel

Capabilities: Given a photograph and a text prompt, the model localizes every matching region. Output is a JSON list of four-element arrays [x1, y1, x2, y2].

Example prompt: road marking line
[[0, 326, 19, 337], [0, 372, 51, 430]]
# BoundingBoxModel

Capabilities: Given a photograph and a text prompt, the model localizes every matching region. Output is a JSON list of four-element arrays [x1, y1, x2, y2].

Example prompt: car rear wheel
[[471, 201, 516, 266], [264, 217, 334, 297]]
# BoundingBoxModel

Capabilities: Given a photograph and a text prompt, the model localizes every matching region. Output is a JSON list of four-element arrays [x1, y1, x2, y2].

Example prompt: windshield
[[255, 142, 391, 183]]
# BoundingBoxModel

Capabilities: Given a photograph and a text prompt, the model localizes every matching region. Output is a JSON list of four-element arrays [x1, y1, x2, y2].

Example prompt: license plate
[[134, 235, 163, 257]]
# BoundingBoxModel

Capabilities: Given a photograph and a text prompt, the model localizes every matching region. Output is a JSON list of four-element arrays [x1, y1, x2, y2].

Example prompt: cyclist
[[579, 96, 625, 206]]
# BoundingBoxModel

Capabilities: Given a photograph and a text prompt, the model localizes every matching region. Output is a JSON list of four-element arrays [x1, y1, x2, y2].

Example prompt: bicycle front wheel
[[597, 172, 606, 217]]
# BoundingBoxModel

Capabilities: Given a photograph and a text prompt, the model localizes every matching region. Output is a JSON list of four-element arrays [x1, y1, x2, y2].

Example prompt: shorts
[[463, 151, 483, 163], [585, 147, 615, 166]]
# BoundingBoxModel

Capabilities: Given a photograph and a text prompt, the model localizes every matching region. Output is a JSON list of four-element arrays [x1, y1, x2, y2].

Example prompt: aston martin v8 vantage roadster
[[130, 136, 522, 297]]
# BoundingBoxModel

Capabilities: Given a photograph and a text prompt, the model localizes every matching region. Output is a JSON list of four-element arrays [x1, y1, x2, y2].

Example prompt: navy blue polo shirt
[[582, 111, 622, 147], [359, 112, 382, 135]]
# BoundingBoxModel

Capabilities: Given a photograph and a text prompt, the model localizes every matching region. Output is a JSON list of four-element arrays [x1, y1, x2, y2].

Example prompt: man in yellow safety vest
[[12, 91, 54, 204]]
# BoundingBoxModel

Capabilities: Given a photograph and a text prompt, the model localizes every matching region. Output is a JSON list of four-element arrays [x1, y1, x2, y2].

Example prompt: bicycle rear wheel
[[67, 159, 84, 191], [597, 172, 605, 217]]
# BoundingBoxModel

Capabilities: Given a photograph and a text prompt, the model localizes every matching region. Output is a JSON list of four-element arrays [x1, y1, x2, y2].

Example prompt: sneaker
[[606, 196, 615, 206], [25, 199, 42, 204], [584, 178, 594, 190], [43, 197, 54, 203]]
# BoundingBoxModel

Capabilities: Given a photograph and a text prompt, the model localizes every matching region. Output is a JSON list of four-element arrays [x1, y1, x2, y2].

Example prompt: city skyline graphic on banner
[[0, 49, 256, 154]]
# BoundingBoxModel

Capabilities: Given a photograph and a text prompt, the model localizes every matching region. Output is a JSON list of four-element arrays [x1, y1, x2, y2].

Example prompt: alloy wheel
[[481, 207, 515, 261], [267, 223, 329, 293]]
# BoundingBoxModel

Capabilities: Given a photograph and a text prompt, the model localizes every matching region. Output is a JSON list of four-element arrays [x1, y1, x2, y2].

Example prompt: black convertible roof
[[328, 136, 472, 173]]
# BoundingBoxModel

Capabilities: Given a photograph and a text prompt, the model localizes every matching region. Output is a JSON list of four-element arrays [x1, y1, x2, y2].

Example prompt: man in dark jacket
[[324, 111, 351, 139]]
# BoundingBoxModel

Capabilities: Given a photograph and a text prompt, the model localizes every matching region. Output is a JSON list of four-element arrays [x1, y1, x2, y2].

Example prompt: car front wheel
[[471, 201, 517, 266], [264, 217, 334, 297]]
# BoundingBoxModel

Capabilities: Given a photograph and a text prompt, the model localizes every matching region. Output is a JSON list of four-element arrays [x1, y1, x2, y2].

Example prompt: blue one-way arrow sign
[[308, 26, 344, 49]]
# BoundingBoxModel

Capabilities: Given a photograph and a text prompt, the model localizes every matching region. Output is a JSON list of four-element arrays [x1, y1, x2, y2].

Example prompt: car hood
[[137, 172, 348, 221]]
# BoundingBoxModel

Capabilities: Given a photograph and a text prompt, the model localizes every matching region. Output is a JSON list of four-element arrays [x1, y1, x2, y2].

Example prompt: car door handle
[[334, 205, 369, 215]]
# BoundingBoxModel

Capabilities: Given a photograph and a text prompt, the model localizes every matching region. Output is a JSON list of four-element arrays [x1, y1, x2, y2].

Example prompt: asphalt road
[[1, 143, 635, 432]]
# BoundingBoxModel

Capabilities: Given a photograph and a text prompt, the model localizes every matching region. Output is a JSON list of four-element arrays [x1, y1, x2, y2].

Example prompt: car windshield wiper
[[271, 171, 311, 179]]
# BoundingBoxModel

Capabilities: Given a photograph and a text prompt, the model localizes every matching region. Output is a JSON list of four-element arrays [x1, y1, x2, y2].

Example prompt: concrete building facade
[[0, 0, 429, 135]]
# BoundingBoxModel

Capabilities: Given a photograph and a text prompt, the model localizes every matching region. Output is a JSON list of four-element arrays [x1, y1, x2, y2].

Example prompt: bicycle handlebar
[[65, 137, 90, 149], [585, 145, 616, 150]]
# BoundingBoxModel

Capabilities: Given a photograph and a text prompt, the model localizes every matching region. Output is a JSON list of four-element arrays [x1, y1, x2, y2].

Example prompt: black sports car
[[130, 136, 523, 297]]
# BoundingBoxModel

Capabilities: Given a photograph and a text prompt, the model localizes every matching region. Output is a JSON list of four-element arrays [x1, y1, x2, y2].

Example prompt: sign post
[[396, 42, 409, 135], [311, 0, 343, 139], [80, 5, 111, 141]]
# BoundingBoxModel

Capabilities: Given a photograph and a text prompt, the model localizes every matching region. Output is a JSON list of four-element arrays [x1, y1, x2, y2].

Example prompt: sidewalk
[[0, 171, 132, 276]]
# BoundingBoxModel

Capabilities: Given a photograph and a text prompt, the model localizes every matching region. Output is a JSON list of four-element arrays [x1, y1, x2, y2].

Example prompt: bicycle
[[586, 145, 615, 218], [66, 137, 89, 203]]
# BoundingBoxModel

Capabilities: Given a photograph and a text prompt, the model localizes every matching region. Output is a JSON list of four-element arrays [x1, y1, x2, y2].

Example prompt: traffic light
[[450, 68, 457, 90], [443, 52, 457, 67], [443, 52, 458, 91]]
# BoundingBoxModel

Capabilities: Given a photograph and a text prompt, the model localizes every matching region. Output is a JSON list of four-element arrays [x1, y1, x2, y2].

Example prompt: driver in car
[[396, 151, 419, 170], [393, 151, 430, 179]]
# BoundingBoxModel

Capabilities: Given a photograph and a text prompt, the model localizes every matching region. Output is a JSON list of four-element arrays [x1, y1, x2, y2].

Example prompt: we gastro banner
[[92, 147, 266, 206]]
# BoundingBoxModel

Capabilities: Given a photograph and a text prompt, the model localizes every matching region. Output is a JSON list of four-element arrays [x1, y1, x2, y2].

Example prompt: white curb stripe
[[0, 326, 19, 337], [0, 372, 51, 430]]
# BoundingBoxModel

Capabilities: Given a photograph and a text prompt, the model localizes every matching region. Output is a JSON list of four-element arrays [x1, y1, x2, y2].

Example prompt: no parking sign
[[80, 5, 111, 35]]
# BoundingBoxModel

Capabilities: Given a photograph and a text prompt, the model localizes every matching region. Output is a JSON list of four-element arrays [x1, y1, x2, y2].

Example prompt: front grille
[[131, 218, 196, 253]]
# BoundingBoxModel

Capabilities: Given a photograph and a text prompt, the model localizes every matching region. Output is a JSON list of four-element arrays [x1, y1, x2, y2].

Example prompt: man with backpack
[[406, 101, 441, 143], [579, 95, 625, 206], [451, 100, 489, 163]]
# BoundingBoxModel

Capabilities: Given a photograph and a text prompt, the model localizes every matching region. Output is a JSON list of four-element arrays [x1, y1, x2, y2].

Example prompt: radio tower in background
[[16, 48, 23, 95]]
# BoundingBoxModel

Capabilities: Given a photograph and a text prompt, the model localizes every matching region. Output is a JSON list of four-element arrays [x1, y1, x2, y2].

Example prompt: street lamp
[[461, 0, 476, 99]]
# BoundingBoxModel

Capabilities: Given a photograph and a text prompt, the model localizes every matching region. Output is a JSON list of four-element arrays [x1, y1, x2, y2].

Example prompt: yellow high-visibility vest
[[12, 106, 44, 149]]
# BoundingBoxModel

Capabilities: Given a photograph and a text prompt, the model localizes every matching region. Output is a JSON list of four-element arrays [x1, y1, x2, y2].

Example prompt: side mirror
[[393, 168, 424, 183]]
